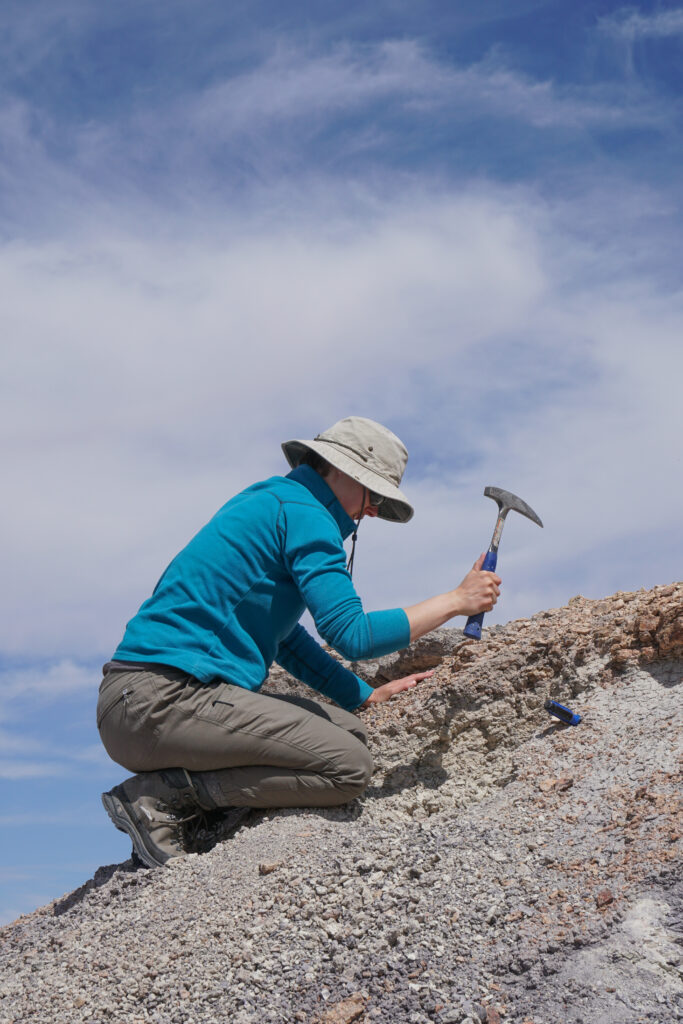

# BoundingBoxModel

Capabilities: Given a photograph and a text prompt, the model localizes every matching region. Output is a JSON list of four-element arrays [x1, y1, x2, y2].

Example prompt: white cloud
[[0, 29, 681, 665], [596, 7, 683, 79], [135, 40, 671, 151], [1, 187, 549, 655], [2, 178, 682, 667], [0, 37, 669, 226], [0, 661, 97, 701], [599, 8, 683, 41], [0, 729, 47, 754], [0, 0, 96, 81], [0, 760, 67, 779], [0, 721, 114, 783]]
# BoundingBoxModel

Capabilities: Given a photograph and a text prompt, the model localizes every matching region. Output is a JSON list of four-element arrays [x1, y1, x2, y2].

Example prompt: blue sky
[[2, 0, 682, 924]]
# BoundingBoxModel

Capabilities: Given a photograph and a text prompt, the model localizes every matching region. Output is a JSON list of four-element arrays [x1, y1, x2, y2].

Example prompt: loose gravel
[[1, 584, 681, 1024]]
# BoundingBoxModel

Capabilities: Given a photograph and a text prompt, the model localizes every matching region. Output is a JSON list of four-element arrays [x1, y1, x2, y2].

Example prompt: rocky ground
[[1, 583, 681, 1024]]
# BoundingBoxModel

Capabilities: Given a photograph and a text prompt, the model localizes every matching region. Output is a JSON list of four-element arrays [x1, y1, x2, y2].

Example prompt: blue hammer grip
[[463, 550, 498, 640]]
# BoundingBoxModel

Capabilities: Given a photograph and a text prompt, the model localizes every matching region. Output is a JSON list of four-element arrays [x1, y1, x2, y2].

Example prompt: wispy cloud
[[0, 730, 48, 755], [599, 7, 683, 41], [0, 37, 673, 230], [0, 661, 97, 701], [0, 0, 96, 81], [0, 666, 101, 780], [0, 729, 114, 785], [200, 39, 661, 128], [0, 739, 112, 779], [0, 867, 43, 881], [0, 812, 82, 826], [0, 760, 67, 779], [71, 744, 111, 765]]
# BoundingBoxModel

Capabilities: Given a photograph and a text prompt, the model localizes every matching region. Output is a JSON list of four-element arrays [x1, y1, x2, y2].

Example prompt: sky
[[1, 0, 682, 925]]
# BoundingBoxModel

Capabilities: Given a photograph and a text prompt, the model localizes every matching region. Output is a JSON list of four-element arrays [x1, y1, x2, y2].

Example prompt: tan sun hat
[[281, 416, 414, 523]]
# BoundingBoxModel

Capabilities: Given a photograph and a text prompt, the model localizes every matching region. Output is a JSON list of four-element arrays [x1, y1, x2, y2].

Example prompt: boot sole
[[101, 791, 165, 869]]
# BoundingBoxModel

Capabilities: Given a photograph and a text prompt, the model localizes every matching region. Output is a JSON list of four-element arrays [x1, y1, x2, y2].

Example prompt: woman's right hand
[[453, 553, 502, 616], [403, 554, 503, 642]]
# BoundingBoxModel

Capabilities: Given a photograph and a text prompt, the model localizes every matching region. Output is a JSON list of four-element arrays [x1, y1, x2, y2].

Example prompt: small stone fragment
[[596, 889, 614, 908], [258, 862, 281, 875], [314, 994, 366, 1024]]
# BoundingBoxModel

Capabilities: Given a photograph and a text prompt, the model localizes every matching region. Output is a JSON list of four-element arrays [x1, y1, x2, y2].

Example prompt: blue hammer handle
[[463, 550, 498, 640]]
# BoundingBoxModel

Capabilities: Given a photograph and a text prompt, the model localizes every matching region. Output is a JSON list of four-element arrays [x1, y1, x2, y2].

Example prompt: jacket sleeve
[[279, 501, 410, 662], [275, 624, 374, 711]]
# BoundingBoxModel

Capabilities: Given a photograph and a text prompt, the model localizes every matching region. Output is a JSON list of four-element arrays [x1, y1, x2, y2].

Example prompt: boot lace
[[157, 803, 210, 853]]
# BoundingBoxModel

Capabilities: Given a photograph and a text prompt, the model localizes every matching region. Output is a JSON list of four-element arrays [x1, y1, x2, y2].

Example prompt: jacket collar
[[286, 465, 357, 540]]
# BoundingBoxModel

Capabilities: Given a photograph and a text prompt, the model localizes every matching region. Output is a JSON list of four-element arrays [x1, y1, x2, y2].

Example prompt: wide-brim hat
[[282, 416, 414, 523]]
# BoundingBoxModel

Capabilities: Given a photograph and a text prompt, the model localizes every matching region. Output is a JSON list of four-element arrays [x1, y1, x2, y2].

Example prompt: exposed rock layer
[[1, 583, 681, 1024]]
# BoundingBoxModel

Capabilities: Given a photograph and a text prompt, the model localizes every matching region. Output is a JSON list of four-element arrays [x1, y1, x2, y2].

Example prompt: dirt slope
[[1, 583, 681, 1024]]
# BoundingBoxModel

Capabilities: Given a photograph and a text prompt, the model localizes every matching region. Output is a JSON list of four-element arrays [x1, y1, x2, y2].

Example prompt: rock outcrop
[[1, 583, 681, 1024]]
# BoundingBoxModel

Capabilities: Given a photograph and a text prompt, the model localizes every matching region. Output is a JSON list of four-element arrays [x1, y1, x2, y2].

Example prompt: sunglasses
[[367, 489, 385, 508]]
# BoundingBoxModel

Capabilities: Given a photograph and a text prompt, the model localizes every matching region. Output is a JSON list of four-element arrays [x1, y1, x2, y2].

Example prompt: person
[[98, 416, 501, 868]]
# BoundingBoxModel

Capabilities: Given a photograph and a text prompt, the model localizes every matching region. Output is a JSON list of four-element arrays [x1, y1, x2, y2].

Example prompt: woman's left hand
[[361, 670, 434, 705]]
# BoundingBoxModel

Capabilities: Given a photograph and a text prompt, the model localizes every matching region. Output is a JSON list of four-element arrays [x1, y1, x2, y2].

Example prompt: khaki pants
[[97, 663, 373, 809]]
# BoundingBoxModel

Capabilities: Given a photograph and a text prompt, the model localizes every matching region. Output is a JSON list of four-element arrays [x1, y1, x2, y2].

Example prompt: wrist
[[447, 587, 465, 620]]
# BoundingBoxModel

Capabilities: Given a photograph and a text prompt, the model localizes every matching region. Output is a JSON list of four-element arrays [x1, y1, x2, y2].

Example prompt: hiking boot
[[102, 768, 211, 869]]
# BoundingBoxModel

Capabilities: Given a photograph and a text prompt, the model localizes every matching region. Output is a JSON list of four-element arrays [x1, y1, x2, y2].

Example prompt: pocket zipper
[[97, 687, 131, 727]]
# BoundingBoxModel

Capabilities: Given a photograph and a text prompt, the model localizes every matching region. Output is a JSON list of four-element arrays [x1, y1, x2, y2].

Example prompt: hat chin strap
[[345, 489, 365, 579]]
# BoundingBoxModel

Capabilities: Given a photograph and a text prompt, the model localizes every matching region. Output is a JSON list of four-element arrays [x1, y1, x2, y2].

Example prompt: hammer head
[[484, 486, 543, 528]]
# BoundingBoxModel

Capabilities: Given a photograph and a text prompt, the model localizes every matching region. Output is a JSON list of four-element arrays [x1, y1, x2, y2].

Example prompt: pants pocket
[[96, 673, 135, 728], [97, 671, 162, 773]]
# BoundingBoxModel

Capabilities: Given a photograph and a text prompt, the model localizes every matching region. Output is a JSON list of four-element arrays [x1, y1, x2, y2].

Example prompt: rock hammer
[[464, 486, 543, 640]]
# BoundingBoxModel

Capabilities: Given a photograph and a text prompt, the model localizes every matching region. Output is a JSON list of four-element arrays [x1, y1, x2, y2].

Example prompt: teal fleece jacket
[[113, 465, 411, 710]]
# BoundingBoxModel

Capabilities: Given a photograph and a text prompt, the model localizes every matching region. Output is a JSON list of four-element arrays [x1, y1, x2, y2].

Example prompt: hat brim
[[281, 439, 414, 523]]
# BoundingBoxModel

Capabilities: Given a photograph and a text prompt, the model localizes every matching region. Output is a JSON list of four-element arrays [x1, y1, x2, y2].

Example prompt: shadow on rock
[[643, 657, 682, 690], [187, 806, 264, 854], [366, 760, 449, 798], [52, 859, 141, 917]]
